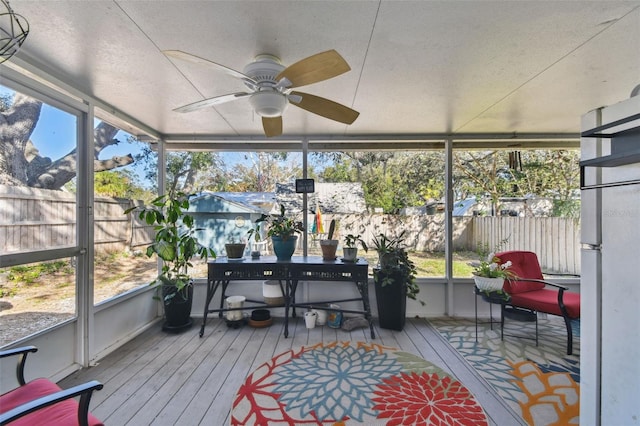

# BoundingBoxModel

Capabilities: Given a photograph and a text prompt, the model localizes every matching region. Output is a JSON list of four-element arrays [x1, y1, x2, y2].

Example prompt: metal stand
[[474, 287, 506, 342]]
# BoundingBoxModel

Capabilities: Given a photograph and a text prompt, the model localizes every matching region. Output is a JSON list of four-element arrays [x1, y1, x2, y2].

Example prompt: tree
[[453, 151, 511, 215], [94, 169, 151, 200], [226, 152, 301, 192], [454, 149, 580, 217], [0, 93, 134, 189], [134, 147, 223, 195], [508, 150, 580, 217], [320, 151, 444, 213]]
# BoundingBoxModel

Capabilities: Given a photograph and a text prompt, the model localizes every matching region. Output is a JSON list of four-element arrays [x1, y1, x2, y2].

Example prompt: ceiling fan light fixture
[[249, 91, 287, 117]]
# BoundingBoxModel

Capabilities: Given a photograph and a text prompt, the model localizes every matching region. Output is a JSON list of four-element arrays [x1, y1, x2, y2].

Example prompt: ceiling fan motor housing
[[243, 54, 285, 84], [244, 54, 288, 117]]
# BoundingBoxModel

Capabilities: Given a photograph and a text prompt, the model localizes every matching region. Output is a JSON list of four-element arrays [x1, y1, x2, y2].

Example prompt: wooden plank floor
[[59, 317, 525, 425]]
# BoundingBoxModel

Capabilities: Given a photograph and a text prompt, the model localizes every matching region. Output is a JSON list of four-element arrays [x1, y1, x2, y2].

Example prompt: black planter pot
[[373, 269, 407, 331], [161, 283, 193, 333]]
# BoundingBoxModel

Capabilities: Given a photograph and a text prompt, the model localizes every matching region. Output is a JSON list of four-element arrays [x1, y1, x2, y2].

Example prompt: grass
[[411, 251, 477, 277], [1, 250, 480, 293], [4, 260, 73, 284], [358, 250, 478, 278]]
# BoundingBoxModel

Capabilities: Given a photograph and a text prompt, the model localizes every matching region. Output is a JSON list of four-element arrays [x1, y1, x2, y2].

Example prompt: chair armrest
[[0, 346, 37, 386], [0, 380, 104, 426], [510, 278, 569, 291]]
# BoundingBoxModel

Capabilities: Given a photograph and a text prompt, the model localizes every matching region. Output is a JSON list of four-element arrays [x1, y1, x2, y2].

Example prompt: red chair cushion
[[510, 289, 581, 318], [0, 378, 103, 426], [497, 251, 546, 294]]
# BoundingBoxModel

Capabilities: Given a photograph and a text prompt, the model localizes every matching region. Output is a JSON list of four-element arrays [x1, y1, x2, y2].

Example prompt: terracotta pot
[[320, 239, 339, 260]]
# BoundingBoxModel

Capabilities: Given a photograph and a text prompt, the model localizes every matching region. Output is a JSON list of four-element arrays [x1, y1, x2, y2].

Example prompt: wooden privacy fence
[[320, 213, 580, 275], [471, 216, 581, 275], [0, 187, 580, 274], [0, 185, 153, 255]]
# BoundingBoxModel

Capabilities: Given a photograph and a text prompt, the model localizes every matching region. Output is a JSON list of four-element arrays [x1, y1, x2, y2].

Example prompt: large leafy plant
[[249, 203, 304, 241], [125, 193, 215, 303], [372, 231, 421, 303]]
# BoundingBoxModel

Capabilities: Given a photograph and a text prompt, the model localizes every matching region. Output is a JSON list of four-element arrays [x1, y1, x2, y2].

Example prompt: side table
[[474, 287, 509, 342]]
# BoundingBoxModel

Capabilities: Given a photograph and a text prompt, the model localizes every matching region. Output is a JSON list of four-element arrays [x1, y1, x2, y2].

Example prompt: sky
[[1, 85, 140, 159], [1, 84, 320, 188]]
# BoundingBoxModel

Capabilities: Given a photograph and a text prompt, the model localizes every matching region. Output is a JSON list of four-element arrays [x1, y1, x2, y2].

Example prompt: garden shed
[[188, 192, 268, 256]]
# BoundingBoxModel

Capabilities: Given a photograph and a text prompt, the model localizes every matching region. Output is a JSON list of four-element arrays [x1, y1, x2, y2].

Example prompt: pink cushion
[[0, 378, 103, 426], [497, 251, 546, 294], [510, 289, 580, 318]]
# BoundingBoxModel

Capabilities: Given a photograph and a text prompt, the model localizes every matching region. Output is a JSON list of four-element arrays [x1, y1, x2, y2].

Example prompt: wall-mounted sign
[[295, 178, 315, 193]]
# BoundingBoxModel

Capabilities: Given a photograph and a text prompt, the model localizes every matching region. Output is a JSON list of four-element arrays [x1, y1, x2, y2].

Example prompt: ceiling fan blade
[[163, 50, 257, 86], [289, 91, 359, 125], [173, 92, 250, 113], [276, 50, 350, 88], [262, 116, 283, 137]]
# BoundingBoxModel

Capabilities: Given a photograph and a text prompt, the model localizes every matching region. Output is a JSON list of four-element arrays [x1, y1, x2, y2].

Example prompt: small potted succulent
[[342, 233, 367, 262]]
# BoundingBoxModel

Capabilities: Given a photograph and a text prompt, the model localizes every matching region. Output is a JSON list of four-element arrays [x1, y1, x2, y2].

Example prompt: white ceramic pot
[[473, 276, 505, 292], [342, 247, 358, 261]]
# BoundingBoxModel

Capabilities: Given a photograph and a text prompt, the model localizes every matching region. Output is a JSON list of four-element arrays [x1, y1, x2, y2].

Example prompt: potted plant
[[249, 204, 304, 261], [319, 219, 338, 260], [124, 192, 215, 332], [342, 233, 367, 261], [471, 252, 515, 301], [225, 238, 246, 259], [371, 231, 421, 330]]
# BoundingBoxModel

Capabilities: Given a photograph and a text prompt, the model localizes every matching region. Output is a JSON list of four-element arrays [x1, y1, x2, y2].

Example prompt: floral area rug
[[231, 341, 488, 425], [430, 316, 580, 426]]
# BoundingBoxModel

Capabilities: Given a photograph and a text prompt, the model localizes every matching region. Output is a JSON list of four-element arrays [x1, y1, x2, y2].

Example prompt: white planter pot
[[342, 247, 358, 261], [473, 276, 505, 292], [304, 311, 317, 329]]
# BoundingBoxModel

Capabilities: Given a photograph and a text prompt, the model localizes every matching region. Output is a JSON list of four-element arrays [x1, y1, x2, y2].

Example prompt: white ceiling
[[6, 0, 640, 139]]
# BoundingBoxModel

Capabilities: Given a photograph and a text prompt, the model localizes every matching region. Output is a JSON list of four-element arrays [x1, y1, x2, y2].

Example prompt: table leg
[[475, 289, 478, 342], [284, 279, 295, 338], [356, 280, 375, 338], [218, 280, 230, 318], [200, 279, 221, 338]]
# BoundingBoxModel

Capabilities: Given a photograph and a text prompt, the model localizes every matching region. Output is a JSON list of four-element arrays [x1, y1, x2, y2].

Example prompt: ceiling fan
[[163, 49, 359, 137]]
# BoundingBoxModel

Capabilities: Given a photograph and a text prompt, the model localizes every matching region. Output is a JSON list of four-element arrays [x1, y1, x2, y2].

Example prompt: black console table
[[202, 256, 374, 339]]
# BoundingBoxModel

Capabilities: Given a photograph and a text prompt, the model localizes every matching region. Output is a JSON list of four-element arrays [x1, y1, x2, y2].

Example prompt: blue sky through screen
[[1, 84, 148, 183], [1, 84, 322, 189]]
